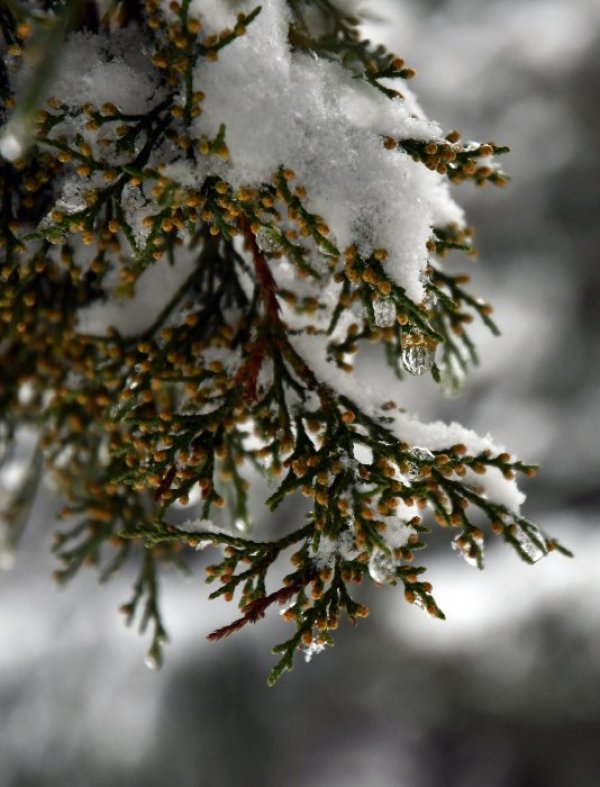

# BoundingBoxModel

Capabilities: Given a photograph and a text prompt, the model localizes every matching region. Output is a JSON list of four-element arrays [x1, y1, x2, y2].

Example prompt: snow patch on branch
[[76, 249, 198, 337], [291, 332, 525, 512], [191, 0, 462, 301]]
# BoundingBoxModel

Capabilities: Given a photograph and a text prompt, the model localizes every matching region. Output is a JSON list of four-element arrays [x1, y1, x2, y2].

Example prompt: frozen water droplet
[[255, 226, 283, 253], [401, 331, 435, 376], [419, 271, 437, 310], [412, 447, 435, 462], [144, 653, 160, 670], [452, 533, 483, 568], [402, 343, 435, 375], [235, 517, 249, 533], [373, 298, 396, 327], [406, 447, 434, 481], [0, 128, 25, 161], [368, 547, 396, 583], [514, 529, 546, 563], [423, 289, 437, 310], [300, 636, 327, 663]]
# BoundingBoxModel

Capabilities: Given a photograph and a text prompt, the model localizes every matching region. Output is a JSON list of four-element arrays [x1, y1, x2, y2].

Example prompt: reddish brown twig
[[241, 218, 282, 323], [207, 574, 313, 641], [232, 336, 267, 402], [239, 219, 329, 402]]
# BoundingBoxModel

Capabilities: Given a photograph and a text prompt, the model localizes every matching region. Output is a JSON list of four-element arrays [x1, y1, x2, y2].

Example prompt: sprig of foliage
[[288, 0, 417, 97], [0, 0, 570, 683]]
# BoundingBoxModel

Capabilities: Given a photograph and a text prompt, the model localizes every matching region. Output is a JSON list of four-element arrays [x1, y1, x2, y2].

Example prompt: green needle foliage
[[0, 0, 571, 684]]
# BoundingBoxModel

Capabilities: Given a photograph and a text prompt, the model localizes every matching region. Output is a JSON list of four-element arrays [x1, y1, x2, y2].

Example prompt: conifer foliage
[[0, 0, 570, 683]]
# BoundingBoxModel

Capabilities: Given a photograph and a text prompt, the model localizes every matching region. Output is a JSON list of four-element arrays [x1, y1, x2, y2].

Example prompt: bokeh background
[[2, 0, 600, 784]]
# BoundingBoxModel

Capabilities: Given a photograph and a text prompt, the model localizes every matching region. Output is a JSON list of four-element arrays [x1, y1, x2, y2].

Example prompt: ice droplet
[[423, 289, 437, 310], [452, 534, 484, 568], [368, 547, 396, 583], [255, 226, 283, 253], [402, 343, 435, 375], [401, 331, 435, 376], [0, 128, 25, 162], [412, 447, 435, 462], [419, 271, 437, 310], [235, 517, 249, 533], [514, 528, 546, 563], [372, 298, 396, 327], [406, 447, 434, 481], [144, 653, 160, 670], [301, 637, 327, 663]]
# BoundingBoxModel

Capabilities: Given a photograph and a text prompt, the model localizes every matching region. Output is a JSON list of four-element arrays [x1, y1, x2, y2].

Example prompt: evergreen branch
[[207, 572, 315, 641], [0, 0, 568, 685]]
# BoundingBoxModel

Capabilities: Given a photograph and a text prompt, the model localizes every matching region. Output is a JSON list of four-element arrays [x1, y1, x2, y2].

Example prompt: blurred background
[[2, 1, 600, 784]]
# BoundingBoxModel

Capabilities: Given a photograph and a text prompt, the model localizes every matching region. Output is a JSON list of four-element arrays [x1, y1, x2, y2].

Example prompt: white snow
[[76, 249, 198, 337], [41, 28, 159, 116], [291, 332, 525, 512], [190, 0, 460, 301]]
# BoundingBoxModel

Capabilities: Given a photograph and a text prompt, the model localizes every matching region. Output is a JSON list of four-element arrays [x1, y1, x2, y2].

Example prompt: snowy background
[[2, 0, 600, 784]]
